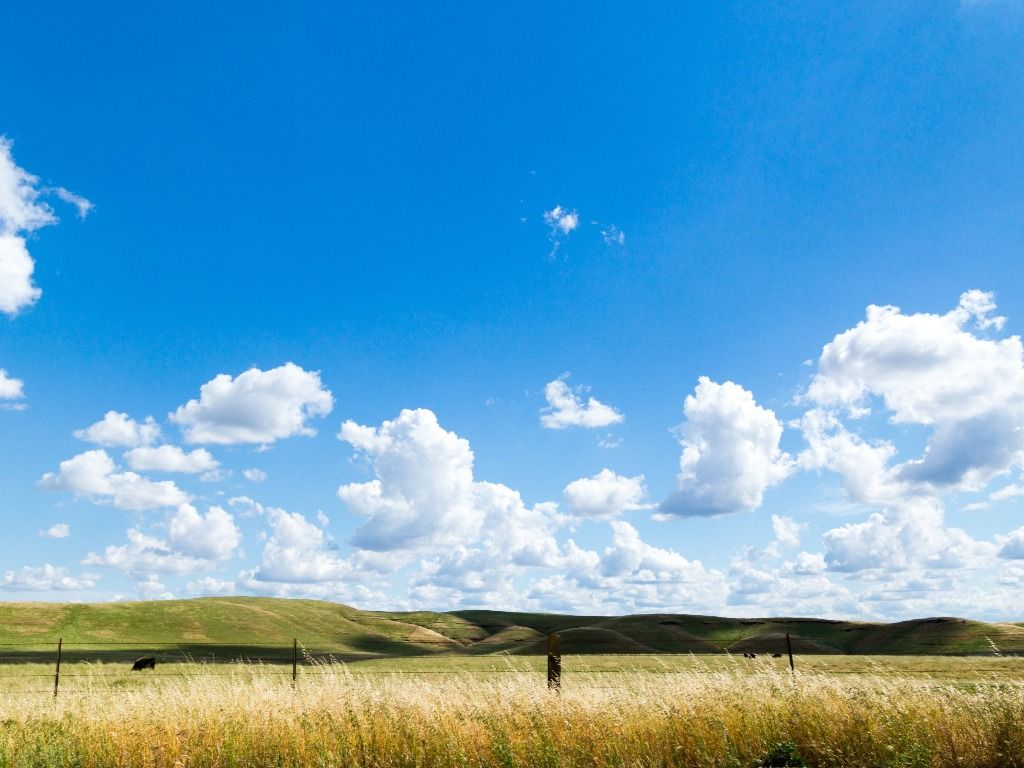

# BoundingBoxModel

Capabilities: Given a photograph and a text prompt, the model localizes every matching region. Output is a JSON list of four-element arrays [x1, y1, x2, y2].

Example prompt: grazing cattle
[[131, 657, 156, 671], [772, 653, 783, 658], [742, 652, 756, 659]]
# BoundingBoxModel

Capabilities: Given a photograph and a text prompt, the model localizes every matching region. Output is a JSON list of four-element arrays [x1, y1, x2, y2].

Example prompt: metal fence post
[[786, 632, 795, 674], [292, 638, 297, 687], [546, 633, 561, 691], [53, 637, 63, 698]]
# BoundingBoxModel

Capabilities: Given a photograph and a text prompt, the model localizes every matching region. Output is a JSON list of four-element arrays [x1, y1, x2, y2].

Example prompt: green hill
[[0, 597, 1022, 663]]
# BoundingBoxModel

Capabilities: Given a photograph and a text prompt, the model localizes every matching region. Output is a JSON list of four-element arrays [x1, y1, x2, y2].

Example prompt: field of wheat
[[1, 656, 1023, 768]]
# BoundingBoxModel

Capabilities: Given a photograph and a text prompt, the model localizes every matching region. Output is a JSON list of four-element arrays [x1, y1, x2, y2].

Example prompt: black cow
[[771, 653, 783, 658], [131, 656, 156, 671]]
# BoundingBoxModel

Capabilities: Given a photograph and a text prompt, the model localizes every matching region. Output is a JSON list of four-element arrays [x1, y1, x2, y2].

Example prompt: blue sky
[[2, 1, 1024, 618]]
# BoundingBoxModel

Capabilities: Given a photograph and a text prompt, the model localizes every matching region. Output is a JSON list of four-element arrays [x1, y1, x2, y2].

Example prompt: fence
[[0, 632, 802, 697]]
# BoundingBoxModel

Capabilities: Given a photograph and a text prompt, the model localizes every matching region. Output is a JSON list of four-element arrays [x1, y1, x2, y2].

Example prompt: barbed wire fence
[[0, 632, 810, 696]]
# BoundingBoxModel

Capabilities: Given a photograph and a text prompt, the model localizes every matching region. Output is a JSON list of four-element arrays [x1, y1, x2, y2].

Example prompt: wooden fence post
[[292, 638, 298, 687], [53, 637, 63, 698], [785, 632, 795, 674], [546, 634, 561, 691]]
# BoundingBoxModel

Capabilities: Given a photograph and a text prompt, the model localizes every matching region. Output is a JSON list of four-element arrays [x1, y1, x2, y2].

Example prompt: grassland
[[2, 599, 1024, 766], [1, 655, 1023, 767], [2, 597, 1023, 662]]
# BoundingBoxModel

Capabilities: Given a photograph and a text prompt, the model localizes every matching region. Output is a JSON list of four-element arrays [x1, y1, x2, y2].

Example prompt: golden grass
[[1, 658, 1023, 767]]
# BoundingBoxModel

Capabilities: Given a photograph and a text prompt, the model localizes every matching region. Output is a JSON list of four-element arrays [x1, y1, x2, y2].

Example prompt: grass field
[[1, 654, 1023, 767], [3, 599, 1024, 766], [3, 597, 1024, 658]]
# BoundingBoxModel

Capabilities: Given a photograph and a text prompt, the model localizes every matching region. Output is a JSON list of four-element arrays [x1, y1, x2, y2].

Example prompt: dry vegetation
[[1, 656, 1023, 767]]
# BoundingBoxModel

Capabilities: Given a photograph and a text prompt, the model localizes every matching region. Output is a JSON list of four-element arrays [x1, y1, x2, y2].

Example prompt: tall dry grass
[[1, 661, 1022, 767]]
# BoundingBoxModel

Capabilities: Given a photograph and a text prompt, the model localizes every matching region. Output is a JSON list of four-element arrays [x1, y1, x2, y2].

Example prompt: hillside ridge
[[1, 597, 1021, 658]]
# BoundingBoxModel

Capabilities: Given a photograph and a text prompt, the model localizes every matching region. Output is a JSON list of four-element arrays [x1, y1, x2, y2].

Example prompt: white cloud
[[543, 205, 579, 235], [803, 291, 1024, 495], [0, 369, 24, 407], [526, 522, 729, 615], [661, 377, 793, 517], [563, 468, 649, 518], [38, 523, 70, 539], [170, 363, 334, 445], [242, 468, 267, 483], [782, 551, 827, 576], [0, 137, 90, 316], [39, 449, 191, 510], [124, 445, 219, 474], [246, 506, 355, 583], [822, 500, 994, 574], [136, 575, 174, 600], [74, 411, 161, 448], [0, 234, 41, 315], [339, 409, 566, 561], [540, 374, 624, 429], [798, 408, 899, 505], [990, 483, 1024, 502], [166, 504, 241, 561], [52, 186, 93, 218], [83, 504, 239, 576], [771, 514, 803, 549], [542, 205, 580, 259], [601, 225, 625, 246], [187, 577, 236, 596], [998, 526, 1024, 560], [1, 564, 97, 592]]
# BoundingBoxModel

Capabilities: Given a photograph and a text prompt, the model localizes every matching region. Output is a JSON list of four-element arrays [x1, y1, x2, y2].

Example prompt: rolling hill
[[0, 597, 1022, 662]]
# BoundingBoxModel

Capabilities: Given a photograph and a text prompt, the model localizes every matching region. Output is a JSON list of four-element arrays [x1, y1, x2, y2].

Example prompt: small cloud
[[50, 187, 93, 219], [600, 225, 625, 246], [597, 433, 622, 449], [243, 468, 268, 483], [544, 205, 579, 236], [38, 523, 70, 539], [0, 369, 25, 401], [540, 374, 624, 430], [542, 205, 579, 259]]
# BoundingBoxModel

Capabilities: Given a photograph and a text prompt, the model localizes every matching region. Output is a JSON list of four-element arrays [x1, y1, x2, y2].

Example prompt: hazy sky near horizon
[[2, 2, 1024, 619]]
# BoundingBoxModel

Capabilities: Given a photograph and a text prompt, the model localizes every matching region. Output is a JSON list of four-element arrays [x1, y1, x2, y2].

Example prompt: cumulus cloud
[[542, 205, 580, 258], [125, 445, 219, 474], [84, 504, 240, 576], [38, 523, 70, 539], [170, 363, 334, 445], [563, 469, 649, 518], [661, 377, 793, 517], [0, 234, 41, 316], [802, 291, 1024, 495], [245, 506, 354, 584], [242, 468, 267, 483], [1, 564, 97, 592], [74, 411, 161, 448], [822, 500, 994, 574], [187, 577, 237, 596], [39, 449, 190, 510], [339, 409, 566, 560], [771, 515, 804, 550], [543, 205, 579, 235], [136, 575, 174, 600], [998, 526, 1024, 560], [526, 522, 729, 615], [0, 137, 90, 316], [0, 368, 25, 409], [167, 504, 241, 561], [540, 374, 624, 429]]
